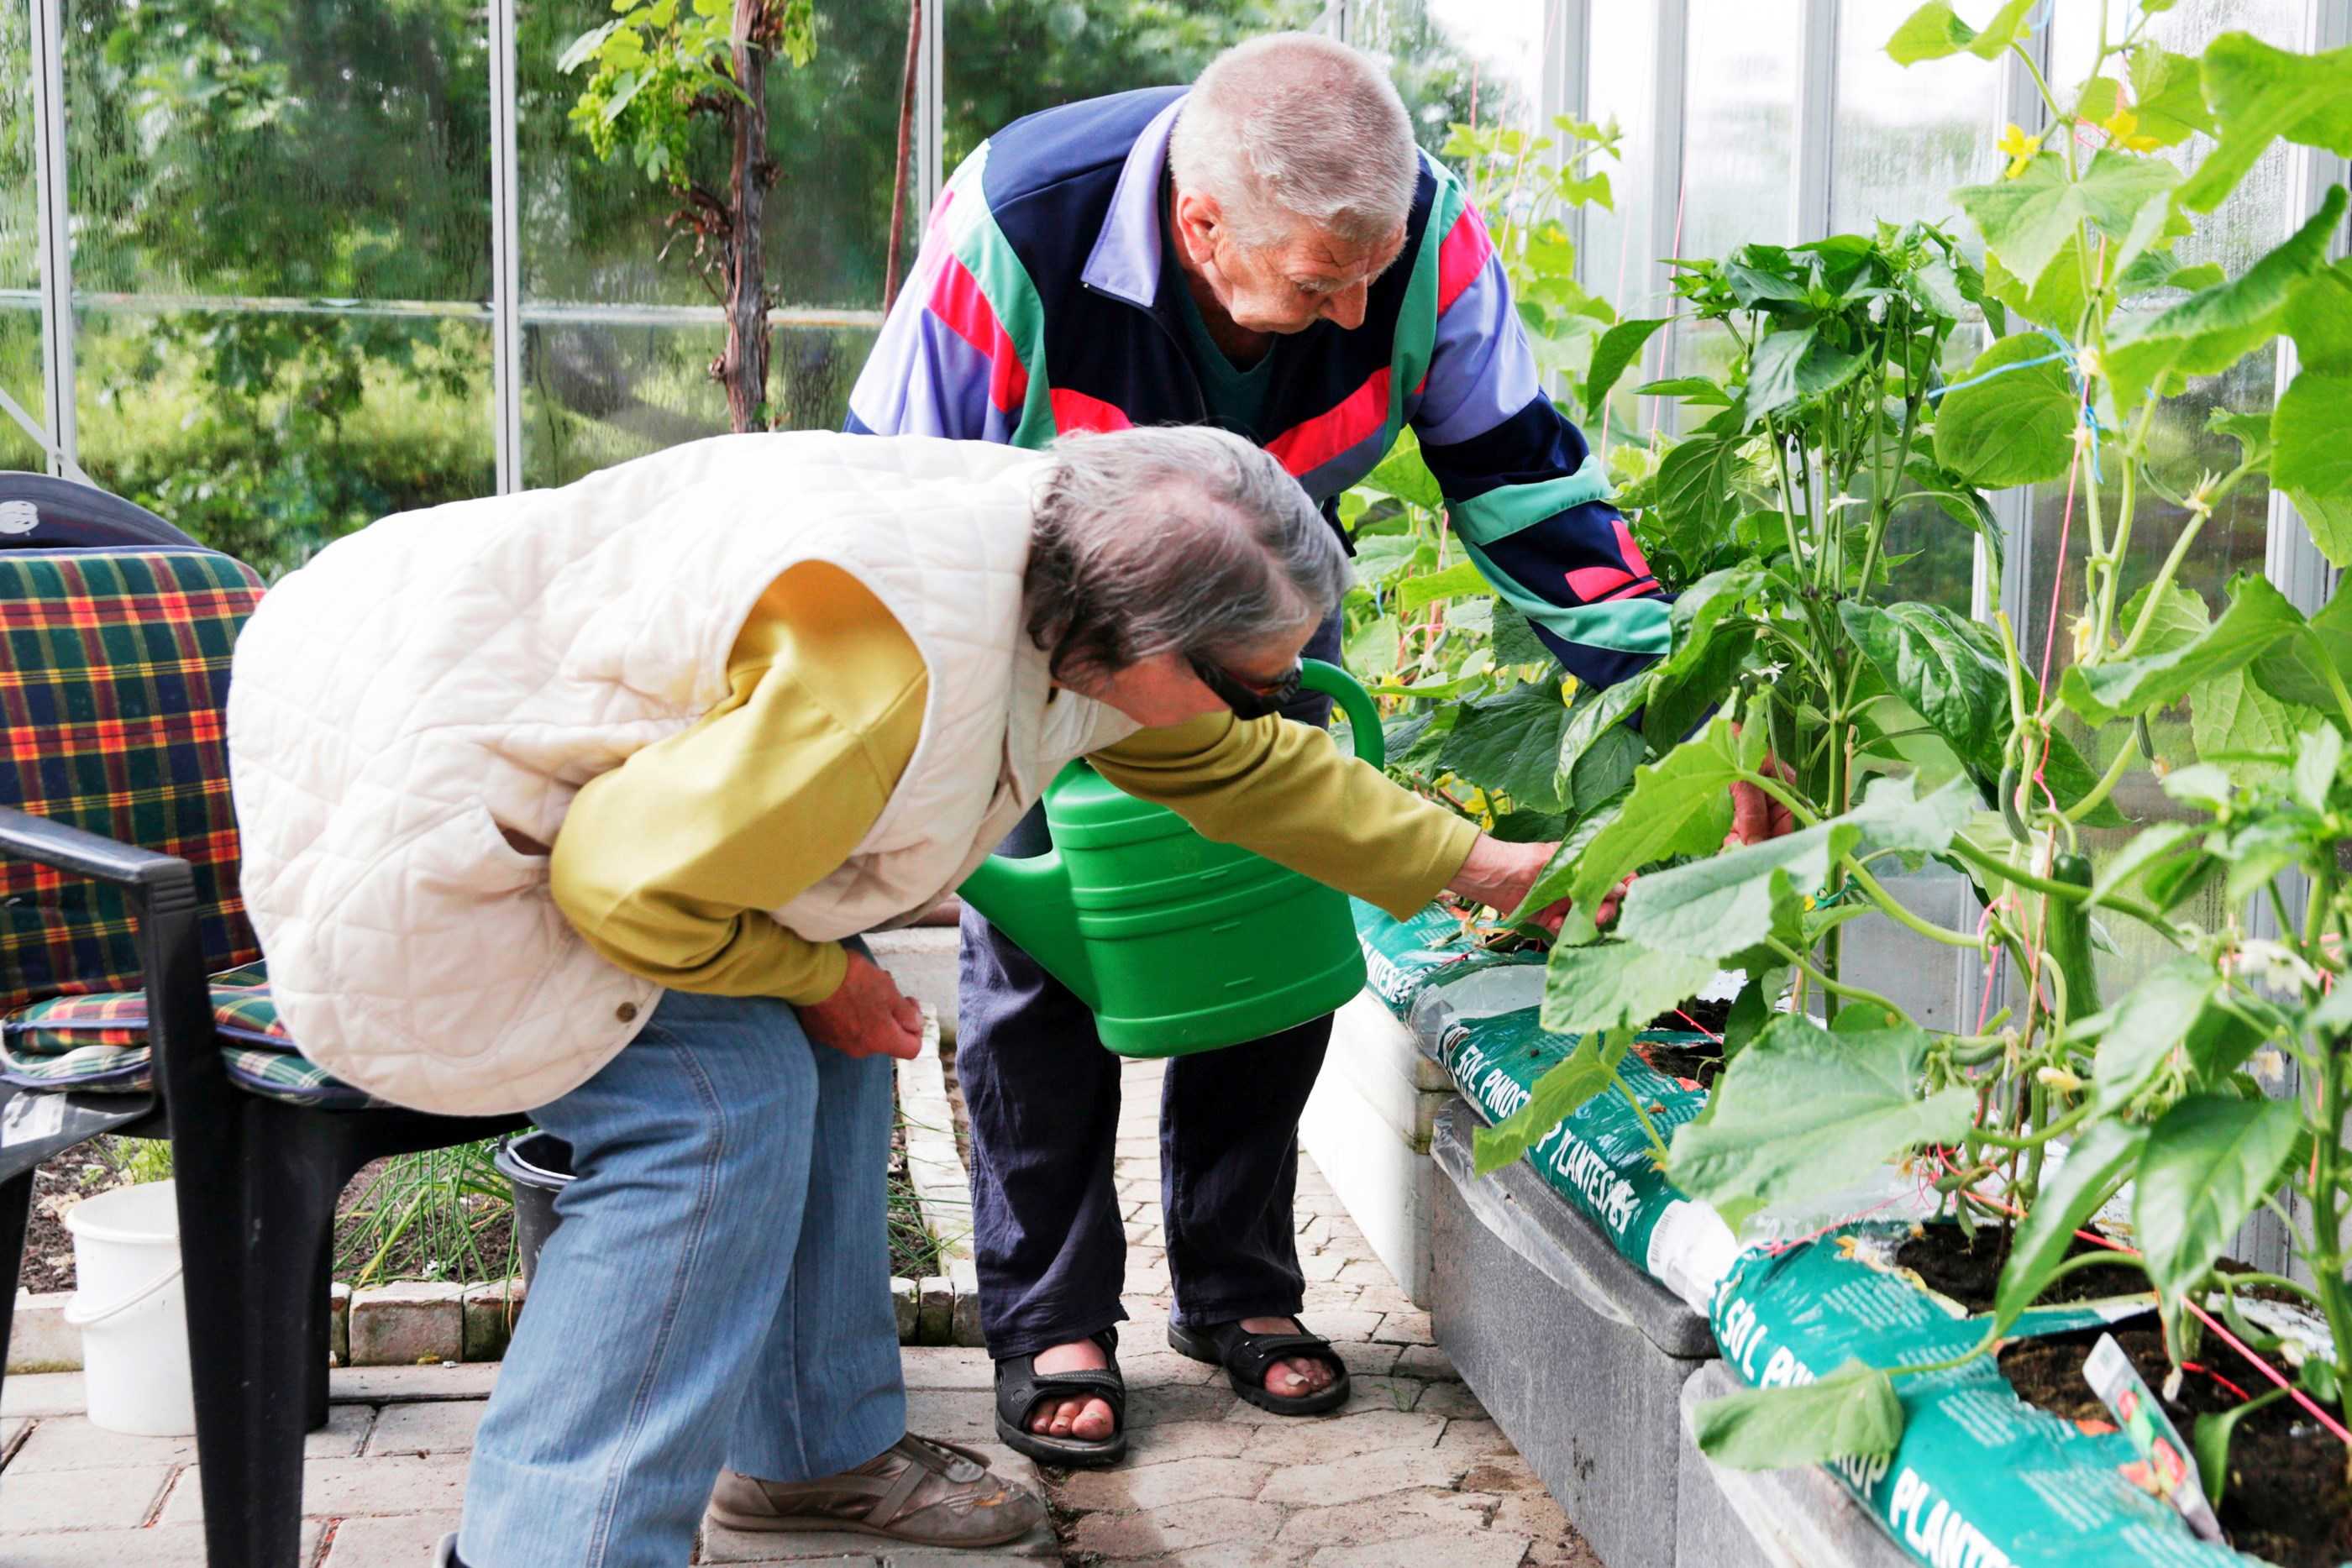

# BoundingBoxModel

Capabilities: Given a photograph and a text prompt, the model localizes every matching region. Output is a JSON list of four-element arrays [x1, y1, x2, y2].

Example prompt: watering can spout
[[958, 849, 1099, 1008]]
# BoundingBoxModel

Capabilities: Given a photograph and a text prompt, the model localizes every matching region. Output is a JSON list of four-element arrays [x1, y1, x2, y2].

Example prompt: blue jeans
[[458, 986, 906, 1568]]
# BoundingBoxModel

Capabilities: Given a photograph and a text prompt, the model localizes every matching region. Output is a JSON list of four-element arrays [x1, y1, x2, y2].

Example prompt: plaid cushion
[[1, 549, 265, 1014], [0, 957, 386, 1110]]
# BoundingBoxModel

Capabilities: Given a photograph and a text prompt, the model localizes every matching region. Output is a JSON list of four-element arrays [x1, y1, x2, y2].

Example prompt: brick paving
[[0, 1057, 1594, 1566]]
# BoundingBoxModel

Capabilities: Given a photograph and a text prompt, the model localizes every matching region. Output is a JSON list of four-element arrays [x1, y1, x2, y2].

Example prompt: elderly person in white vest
[[226, 425, 1569, 1568]]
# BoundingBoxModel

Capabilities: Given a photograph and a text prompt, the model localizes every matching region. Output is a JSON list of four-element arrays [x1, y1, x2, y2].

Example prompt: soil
[[1636, 995, 1730, 1086], [1894, 1223, 2152, 1313], [2000, 1324, 2352, 1568]]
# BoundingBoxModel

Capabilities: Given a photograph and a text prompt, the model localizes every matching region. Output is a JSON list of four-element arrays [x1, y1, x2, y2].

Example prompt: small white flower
[[2250, 1047, 2287, 1089], [2234, 939, 2320, 996]]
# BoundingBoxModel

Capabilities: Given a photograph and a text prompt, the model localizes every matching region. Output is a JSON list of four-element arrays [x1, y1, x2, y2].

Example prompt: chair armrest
[[0, 804, 225, 1120], [0, 805, 194, 891]]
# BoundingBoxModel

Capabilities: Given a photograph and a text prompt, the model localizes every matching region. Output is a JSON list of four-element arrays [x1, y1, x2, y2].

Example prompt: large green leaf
[[2103, 187, 2345, 411], [1357, 428, 1446, 511], [2134, 1094, 2303, 1298], [1471, 1028, 1630, 1175], [2092, 959, 2221, 1113], [1566, 716, 1746, 927], [1840, 601, 2124, 826], [2283, 260, 2352, 373], [2273, 372, 2352, 567], [2191, 666, 2303, 784], [1653, 434, 1745, 562], [1992, 1120, 2150, 1335], [2060, 573, 2306, 726], [1493, 603, 1552, 669], [1848, 774, 1977, 853], [2125, 45, 2214, 149], [1746, 326, 1866, 418], [1617, 824, 1836, 962], [1583, 317, 1672, 420], [1571, 723, 1646, 815], [1883, 0, 2037, 65], [1397, 559, 1494, 616], [2177, 34, 2352, 212], [1557, 670, 1656, 783], [2250, 587, 2352, 714], [1691, 1361, 1904, 1470], [1932, 333, 2080, 486], [1955, 149, 2180, 291], [1668, 1013, 1977, 1228], [1541, 941, 1724, 1036], [1438, 679, 1575, 813]]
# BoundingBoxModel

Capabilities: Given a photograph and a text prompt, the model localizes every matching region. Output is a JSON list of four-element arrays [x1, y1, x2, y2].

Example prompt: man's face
[[1171, 189, 1404, 336]]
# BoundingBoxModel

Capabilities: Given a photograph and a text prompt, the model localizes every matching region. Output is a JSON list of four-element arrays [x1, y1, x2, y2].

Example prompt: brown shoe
[[707, 1433, 1045, 1547]]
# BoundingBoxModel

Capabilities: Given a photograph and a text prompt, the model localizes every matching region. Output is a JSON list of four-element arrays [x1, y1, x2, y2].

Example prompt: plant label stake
[[2082, 1334, 2225, 1543]]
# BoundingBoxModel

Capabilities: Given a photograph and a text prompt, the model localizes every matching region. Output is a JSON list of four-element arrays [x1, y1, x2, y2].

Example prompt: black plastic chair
[[0, 543, 524, 1566], [0, 469, 200, 549]]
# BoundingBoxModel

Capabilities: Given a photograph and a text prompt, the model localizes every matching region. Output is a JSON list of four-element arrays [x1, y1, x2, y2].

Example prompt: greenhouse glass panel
[[519, 0, 913, 312], [1, 0, 39, 469], [1352, 0, 1546, 152], [522, 321, 876, 489], [1665, 0, 1799, 390], [1827, 5, 2003, 237], [61, 0, 490, 301], [1578, 1, 1653, 323], [71, 307, 494, 577], [942, 0, 1327, 170], [1675, 0, 1796, 264]]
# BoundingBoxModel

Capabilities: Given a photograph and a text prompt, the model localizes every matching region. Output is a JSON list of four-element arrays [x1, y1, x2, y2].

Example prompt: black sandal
[[1167, 1318, 1351, 1415], [993, 1327, 1128, 1467]]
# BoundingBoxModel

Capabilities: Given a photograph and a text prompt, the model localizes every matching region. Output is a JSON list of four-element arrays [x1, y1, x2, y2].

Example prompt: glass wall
[[59, 0, 494, 573], [1827, 5, 2005, 240]]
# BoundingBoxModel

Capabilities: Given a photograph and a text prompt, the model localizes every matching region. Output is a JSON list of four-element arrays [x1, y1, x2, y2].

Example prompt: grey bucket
[[493, 1132, 573, 1290]]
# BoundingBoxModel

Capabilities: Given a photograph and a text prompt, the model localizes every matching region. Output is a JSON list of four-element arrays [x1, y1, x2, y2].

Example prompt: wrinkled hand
[[801, 950, 924, 1060], [1728, 753, 1798, 849], [1446, 835, 1628, 934]]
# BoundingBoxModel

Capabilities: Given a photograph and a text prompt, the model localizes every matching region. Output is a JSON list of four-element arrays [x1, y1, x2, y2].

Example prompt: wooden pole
[[882, 0, 922, 312]]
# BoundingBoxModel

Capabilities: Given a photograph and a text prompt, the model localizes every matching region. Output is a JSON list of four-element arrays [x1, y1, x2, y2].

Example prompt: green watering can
[[958, 660, 1384, 1059]]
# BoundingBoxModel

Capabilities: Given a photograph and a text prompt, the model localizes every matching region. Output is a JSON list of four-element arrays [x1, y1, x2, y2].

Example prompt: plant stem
[[1766, 937, 1906, 1017], [1966, 1097, 2095, 1151], [2060, 726, 2142, 825], [1612, 1068, 1674, 1166], [1840, 859, 1987, 947]]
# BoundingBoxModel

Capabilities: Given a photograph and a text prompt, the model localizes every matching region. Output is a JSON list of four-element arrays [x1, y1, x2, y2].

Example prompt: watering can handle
[[1300, 659, 1383, 770]]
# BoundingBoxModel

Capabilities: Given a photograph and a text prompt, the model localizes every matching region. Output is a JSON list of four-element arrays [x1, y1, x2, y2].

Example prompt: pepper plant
[[1516, 2, 2352, 1489]]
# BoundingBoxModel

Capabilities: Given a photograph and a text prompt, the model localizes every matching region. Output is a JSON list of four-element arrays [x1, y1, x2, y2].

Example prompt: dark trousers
[[958, 619, 1343, 1361]]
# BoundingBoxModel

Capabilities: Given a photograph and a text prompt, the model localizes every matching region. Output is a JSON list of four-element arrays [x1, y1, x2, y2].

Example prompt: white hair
[[1167, 32, 1420, 251], [1024, 426, 1347, 679]]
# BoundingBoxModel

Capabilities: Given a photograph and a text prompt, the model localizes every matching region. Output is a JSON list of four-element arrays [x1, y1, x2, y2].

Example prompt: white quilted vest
[[227, 432, 1140, 1115]]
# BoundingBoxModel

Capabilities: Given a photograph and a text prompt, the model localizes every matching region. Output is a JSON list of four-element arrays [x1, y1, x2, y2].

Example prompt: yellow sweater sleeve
[[548, 563, 929, 1005], [1089, 711, 1478, 920]]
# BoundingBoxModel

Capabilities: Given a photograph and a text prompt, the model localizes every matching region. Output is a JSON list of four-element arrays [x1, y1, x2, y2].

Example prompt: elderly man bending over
[[848, 32, 1672, 1460], [226, 426, 1569, 1566]]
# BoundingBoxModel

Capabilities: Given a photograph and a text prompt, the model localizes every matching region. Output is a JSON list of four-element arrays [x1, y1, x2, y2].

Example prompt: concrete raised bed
[[1674, 1361, 1908, 1568], [1297, 990, 1451, 1305], [1429, 1096, 1714, 1568]]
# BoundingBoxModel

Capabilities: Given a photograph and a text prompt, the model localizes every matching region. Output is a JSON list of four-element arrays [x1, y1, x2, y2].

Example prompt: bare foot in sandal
[[1239, 1315, 1336, 1399], [1030, 1339, 1119, 1440]]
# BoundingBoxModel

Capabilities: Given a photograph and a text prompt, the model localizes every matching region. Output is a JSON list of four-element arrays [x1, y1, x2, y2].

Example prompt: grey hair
[[1024, 426, 1347, 681], [1168, 32, 1420, 251]]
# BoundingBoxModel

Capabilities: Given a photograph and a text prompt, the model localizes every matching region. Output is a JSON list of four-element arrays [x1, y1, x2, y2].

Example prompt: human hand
[[1445, 835, 1628, 933], [801, 951, 925, 1060], [1727, 753, 1798, 848]]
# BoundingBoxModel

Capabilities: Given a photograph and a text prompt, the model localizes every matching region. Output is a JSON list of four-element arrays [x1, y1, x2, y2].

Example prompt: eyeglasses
[[1188, 653, 1304, 721]]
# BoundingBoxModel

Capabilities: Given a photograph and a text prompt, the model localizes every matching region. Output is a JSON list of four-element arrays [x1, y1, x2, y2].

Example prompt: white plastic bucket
[[62, 1179, 195, 1436]]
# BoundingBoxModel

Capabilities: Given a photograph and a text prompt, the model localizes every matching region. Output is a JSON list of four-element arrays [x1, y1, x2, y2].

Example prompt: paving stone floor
[[0, 1057, 1597, 1566]]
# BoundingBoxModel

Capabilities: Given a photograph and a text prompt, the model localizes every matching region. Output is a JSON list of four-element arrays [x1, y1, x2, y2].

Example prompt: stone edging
[[8, 1007, 986, 1372], [894, 1008, 985, 1347]]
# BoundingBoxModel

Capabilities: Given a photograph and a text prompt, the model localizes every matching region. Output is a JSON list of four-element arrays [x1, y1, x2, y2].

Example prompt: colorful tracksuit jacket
[[845, 87, 1666, 690]]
